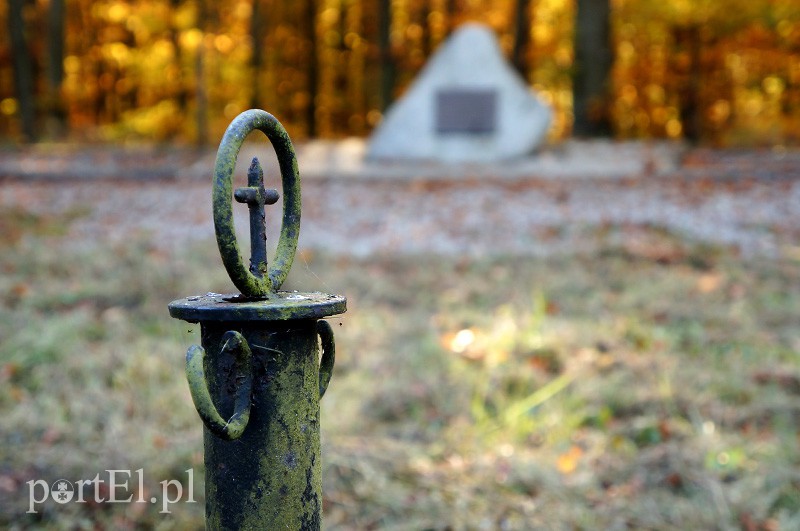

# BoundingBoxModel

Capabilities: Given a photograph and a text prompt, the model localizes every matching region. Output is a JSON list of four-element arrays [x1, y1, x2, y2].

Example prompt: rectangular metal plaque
[[435, 89, 497, 134]]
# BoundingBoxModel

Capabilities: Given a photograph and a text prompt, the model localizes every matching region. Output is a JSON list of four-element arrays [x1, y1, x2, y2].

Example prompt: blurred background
[[2, 1, 800, 530], [1, 0, 799, 145]]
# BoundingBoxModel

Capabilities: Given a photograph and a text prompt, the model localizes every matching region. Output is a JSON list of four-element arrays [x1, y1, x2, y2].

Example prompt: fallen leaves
[[697, 272, 724, 293], [556, 445, 584, 475], [752, 369, 800, 395]]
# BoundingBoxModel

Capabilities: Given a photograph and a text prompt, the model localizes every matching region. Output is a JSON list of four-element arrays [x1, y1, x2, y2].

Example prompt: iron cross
[[233, 157, 280, 279]]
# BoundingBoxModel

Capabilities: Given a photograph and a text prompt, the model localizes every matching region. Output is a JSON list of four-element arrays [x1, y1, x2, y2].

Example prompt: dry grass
[[1, 208, 800, 530]]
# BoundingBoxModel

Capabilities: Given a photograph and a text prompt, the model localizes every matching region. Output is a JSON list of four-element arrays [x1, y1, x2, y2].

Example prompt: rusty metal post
[[169, 110, 346, 529]]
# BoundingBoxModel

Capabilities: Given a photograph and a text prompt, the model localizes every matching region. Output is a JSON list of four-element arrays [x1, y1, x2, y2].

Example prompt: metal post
[[169, 110, 346, 530]]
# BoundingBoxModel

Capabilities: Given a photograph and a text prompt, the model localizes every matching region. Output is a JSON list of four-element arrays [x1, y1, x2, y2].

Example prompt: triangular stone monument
[[367, 23, 553, 163]]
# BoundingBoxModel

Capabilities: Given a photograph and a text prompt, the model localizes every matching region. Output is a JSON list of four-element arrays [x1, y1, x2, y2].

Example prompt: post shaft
[[200, 320, 322, 530]]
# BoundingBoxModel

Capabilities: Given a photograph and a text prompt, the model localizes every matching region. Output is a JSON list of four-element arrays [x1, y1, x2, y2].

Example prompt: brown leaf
[[753, 370, 800, 395]]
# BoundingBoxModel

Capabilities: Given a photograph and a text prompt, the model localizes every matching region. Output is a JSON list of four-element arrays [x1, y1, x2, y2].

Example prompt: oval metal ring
[[213, 109, 301, 297]]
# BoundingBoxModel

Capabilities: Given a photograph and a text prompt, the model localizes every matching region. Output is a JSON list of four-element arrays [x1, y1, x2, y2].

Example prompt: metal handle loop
[[185, 331, 253, 440], [317, 320, 335, 399], [213, 109, 301, 297]]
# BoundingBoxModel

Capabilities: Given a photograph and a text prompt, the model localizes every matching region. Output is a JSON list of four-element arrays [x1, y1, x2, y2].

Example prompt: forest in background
[[1, 0, 800, 146]]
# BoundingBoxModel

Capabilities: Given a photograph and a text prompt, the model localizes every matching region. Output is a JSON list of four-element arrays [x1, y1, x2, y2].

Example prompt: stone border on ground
[[0, 139, 688, 182]]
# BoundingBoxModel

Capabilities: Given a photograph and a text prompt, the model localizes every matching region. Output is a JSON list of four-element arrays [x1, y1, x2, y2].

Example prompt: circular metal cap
[[169, 292, 347, 323]]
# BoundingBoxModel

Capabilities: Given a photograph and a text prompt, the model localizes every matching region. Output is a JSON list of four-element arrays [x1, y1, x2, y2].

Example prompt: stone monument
[[367, 23, 553, 163]]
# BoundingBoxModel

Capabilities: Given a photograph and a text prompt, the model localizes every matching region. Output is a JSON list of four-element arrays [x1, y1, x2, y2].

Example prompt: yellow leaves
[[0, 98, 17, 116], [233, 1, 252, 22], [4, 0, 797, 144], [120, 100, 181, 141], [665, 118, 683, 138], [762, 76, 785, 96], [617, 41, 636, 63], [180, 29, 204, 52], [556, 445, 583, 474], [620, 84, 638, 105], [151, 39, 175, 62], [105, 42, 131, 66], [646, 84, 665, 104], [214, 34, 235, 55], [106, 2, 130, 24], [533, 25, 554, 45], [709, 99, 731, 125], [173, 3, 198, 31], [366, 110, 383, 127], [64, 55, 82, 75]]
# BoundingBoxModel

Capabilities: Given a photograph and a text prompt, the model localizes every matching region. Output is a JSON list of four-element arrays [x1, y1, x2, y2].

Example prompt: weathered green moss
[[185, 331, 252, 440], [201, 320, 323, 530], [168, 291, 347, 323], [316, 320, 335, 399]]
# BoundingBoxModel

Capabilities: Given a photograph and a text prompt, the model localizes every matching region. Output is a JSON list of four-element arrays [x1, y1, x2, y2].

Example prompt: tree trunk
[[446, 0, 458, 34], [46, 0, 67, 137], [194, 0, 208, 146], [572, 0, 612, 137], [249, 0, 265, 109], [378, 0, 395, 111], [304, 0, 318, 137], [8, 0, 37, 141], [673, 24, 702, 143], [169, 0, 189, 115], [511, 0, 532, 79], [421, 0, 432, 57]]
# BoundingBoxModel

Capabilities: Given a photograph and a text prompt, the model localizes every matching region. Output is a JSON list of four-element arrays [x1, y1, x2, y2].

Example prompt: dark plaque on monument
[[435, 89, 497, 134]]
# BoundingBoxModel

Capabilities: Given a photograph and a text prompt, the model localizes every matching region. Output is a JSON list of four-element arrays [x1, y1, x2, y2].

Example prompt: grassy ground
[[1, 207, 800, 530]]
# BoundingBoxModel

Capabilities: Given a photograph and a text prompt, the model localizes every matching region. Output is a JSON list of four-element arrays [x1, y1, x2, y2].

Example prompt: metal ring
[[317, 320, 335, 399], [185, 331, 253, 440], [213, 109, 301, 297]]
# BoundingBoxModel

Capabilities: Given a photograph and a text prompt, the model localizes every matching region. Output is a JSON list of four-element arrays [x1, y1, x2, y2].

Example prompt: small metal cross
[[233, 157, 280, 279]]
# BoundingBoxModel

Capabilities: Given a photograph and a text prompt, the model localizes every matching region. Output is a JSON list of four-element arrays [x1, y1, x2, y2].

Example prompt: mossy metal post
[[169, 110, 346, 529]]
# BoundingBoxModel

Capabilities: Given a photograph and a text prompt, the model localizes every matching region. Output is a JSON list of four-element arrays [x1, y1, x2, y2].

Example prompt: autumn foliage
[[0, 0, 799, 145]]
